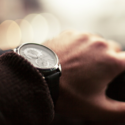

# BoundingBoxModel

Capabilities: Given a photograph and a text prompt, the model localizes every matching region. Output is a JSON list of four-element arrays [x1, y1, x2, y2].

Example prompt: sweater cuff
[[0, 52, 54, 125]]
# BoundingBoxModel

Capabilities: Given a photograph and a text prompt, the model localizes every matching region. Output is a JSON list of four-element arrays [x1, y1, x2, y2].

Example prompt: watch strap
[[0, 49, 61, 106], [45, 71, 61, 106]]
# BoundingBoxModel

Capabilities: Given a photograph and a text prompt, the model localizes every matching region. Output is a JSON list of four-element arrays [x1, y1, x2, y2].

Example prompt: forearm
[[0, 52, 54, 125]]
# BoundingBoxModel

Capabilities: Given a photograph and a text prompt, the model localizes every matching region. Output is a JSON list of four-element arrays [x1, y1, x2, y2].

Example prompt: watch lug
[[59, 64, 61, 72], [58, 64, 62, 76], [13, 48, 17, 53]]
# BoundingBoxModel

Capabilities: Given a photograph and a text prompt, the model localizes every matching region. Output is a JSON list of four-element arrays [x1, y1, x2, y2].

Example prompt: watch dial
[[19, 43, 57, 69]]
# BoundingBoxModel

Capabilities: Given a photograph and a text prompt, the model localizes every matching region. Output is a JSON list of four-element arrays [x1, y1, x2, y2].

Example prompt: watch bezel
[[14, 43, 60, 72]]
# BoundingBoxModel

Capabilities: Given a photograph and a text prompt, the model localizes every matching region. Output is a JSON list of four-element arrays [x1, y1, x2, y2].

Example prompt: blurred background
[[1, 0, 125, 50], [0, 0, 125, 124]]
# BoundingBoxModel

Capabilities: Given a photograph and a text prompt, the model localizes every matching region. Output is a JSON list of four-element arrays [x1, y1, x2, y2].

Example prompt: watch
[[13, 43, 61, 105]]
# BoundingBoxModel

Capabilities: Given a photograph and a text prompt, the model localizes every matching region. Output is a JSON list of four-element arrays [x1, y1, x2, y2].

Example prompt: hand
[[43, 31, 125, 122]]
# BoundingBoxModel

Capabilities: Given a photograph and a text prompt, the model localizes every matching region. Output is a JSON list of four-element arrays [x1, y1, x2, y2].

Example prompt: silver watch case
[[13, 43, 61, 77]]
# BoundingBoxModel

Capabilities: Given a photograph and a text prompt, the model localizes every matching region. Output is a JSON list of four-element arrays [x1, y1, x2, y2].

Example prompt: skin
[[43, 31, 125, 122]]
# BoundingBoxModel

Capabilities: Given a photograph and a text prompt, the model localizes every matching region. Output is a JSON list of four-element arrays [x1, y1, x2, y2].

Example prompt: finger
[[114, 52, 125, 71], [92, 95, 125, 122], [102, 96, 125, 122], [117, 51, 125, 59], [108, 40, 122, 52]]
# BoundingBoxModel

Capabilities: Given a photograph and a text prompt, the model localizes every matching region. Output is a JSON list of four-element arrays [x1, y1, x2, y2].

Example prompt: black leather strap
[[0, 49, 61, 106], [45, 72, 61, 106]]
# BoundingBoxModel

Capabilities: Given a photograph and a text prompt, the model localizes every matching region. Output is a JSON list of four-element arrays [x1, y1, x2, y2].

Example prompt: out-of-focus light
[[41, 0, 105, 16], [16, 19, 34, 43], [41, 13, 61, 39], [24, 14, 37, 23], [0, 20, 21, 50], [24, 14, 49, 43], [41, 0, 109, 28], [0, 21, 9, 49], [6, 20, 21, 49]]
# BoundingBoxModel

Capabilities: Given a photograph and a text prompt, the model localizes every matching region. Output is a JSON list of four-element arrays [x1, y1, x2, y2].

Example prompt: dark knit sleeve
[[0, 52, 54, 125]]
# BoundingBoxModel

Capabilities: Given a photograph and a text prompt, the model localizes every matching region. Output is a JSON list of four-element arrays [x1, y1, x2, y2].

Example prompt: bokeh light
[[16, 19, 34, 43], [41, 13, 61, 39], [24, 14, 49, 43], [0, 12, 61, 50], [0, 20, 21, 50]]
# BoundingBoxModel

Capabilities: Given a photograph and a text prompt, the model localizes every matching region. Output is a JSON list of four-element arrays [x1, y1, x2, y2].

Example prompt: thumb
[[96, 95, 125, 122], [116, 52, 125, 71]]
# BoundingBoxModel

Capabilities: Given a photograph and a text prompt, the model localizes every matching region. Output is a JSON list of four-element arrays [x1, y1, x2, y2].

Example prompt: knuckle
[[92, 40, 108, 49], [76, 33, 89, 43]]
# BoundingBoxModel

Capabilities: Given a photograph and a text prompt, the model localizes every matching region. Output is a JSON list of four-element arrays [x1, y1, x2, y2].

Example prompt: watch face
[[19, 43, 57, 69]]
